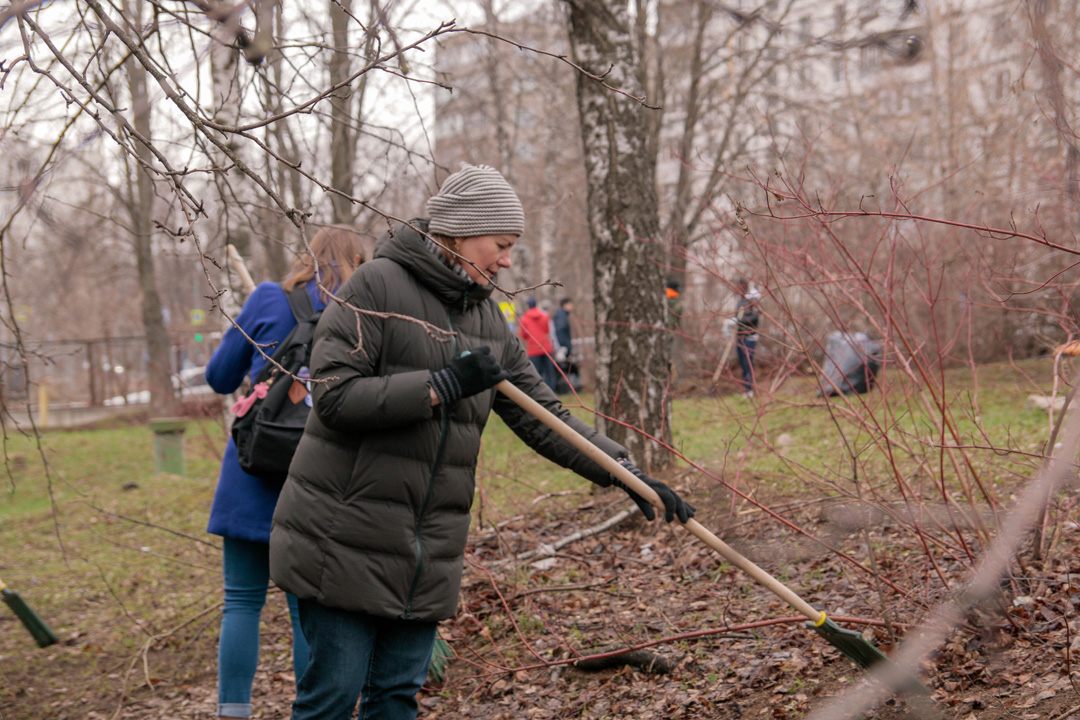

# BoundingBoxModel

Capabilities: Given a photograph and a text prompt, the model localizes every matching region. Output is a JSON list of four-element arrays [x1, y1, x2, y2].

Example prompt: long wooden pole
[[709, 333, 737, 387], [226, 244, 257, 294], [496, 380, 825, 624]]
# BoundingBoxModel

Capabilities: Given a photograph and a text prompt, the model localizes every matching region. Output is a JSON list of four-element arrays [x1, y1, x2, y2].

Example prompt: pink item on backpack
[[231, 382, 268, 417]]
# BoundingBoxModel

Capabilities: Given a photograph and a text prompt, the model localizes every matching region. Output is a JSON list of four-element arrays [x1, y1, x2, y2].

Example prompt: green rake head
[[808, 617, 930, 696], [1, 585, 59, 648]]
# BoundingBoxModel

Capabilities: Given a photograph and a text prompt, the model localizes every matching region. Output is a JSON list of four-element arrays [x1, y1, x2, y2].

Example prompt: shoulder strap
[[284, 284, 317, 323]]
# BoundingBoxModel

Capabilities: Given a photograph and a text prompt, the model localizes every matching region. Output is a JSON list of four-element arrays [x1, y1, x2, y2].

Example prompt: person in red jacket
[[519, 297, 558, 390]]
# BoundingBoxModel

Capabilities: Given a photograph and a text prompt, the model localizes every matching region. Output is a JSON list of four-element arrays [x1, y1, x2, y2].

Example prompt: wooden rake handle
[[227, 244, 257, 295], [710, 334, 737, 386], [496, 380, 826, 625]]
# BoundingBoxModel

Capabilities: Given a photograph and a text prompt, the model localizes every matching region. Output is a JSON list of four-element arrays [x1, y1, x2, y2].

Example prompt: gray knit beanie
[[426, 163, 525, 238]]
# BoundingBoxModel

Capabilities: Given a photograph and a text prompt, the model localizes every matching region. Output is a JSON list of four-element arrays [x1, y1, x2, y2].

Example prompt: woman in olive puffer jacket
[[269, 164, 694, 720]]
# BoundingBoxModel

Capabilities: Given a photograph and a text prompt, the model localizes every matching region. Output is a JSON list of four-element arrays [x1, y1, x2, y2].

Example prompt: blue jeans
[[736, 336, 757, 393], [529, 354, 558, 391], [292, 599, 438, 720], [219, 537, 310, 718]]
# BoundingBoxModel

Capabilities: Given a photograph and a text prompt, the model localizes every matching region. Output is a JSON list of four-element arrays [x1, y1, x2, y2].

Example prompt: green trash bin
[[150, 417, 187, 476]]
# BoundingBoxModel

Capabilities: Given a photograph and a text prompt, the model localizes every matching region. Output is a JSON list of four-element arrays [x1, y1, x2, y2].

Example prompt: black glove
[[610, 458, 696, 524], [430, 346, 511, 405]]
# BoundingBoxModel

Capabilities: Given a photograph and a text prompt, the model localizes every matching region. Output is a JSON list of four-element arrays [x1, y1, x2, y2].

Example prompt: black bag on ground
[[231, 287, 320, 483], [818, 331, 882, 397], [555, 359, 583, 394]]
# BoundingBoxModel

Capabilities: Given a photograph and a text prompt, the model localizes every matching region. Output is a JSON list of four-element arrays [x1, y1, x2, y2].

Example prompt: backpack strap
[[284, 284, 321, 368], [284, 284, 317, 323]]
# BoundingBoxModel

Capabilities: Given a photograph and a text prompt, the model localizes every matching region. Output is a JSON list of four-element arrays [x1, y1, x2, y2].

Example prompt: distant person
[[552, 297, 579, 393], [665, 280, 684, 376], [498, 300, 518, 333], [540, 298, 556, 336], [519, 296, 558, 391], [734, 277, 761, 398], [665, 280, 684, 334], [205, 225, 369, 720], [553, 297, 573, 362]]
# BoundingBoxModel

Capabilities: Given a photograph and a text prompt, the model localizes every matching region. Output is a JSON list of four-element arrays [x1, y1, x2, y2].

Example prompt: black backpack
[[231, 286, 321, 484]]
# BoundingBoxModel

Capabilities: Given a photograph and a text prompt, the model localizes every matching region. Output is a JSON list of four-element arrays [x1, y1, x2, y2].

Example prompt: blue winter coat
[[206, 280, 327, 542]]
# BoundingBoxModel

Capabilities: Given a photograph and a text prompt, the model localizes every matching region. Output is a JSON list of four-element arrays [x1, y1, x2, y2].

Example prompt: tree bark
[[262, 0, 296, 281], [209, 14, 246, 315], [123, 0, 174, 416], [565, 0, 671, 466], [329, 0, 356, 224]]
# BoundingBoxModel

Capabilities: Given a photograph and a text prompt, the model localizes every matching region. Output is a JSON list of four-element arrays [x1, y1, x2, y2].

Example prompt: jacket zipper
[[404, 312, 456, 618]]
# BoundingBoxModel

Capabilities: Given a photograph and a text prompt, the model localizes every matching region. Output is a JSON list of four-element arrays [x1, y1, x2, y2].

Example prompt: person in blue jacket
[[205, 225, 370, 720]]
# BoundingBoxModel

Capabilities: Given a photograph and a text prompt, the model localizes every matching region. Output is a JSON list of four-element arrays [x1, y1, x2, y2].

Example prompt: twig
[[1049, 705, 1080, 720], [508, 580, 611, 601], [510, 507, 636, 562], [457, 27, 660, 110], [79, 502, 221, 549]]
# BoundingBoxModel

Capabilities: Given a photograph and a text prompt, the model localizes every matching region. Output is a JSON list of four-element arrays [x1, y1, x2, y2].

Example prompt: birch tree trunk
[[123, 0, 174, 416], [565, 0, 671, 466], [210, 20, 246, 316]]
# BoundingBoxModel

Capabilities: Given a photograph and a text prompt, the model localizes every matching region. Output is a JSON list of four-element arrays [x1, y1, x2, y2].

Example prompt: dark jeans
[[736, 336, 757, 393], [292, 599, 438, 720], [529, 354, 558, 391]]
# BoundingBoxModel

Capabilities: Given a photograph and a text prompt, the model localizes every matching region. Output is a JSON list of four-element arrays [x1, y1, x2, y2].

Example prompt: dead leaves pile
[[426, 495, 1080, 720]]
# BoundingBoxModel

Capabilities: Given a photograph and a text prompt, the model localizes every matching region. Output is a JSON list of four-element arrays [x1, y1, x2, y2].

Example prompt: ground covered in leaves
[[3, 469, 1079, 720]]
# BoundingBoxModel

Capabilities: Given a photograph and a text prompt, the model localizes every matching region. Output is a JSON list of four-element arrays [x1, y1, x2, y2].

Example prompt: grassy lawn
[[1, 358, 1061, 595], [0, 418, 228, 712], [477, 358, 1059, 519]]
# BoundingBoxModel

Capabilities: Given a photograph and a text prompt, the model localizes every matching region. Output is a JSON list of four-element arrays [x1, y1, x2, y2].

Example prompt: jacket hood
[[374, 218, 494, 309]]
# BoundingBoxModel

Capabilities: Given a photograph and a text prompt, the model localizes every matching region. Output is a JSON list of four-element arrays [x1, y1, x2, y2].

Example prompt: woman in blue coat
[[205, 225, 370, 720]]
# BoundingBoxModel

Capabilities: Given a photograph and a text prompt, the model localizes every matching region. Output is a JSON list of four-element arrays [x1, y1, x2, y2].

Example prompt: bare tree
[[657, 0, 792, 269], [121, 0, 175, 415], [1027, 0, 1080, 225]]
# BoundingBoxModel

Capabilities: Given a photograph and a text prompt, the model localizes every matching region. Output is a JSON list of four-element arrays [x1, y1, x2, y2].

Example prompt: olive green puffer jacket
[[269, 220, 626, 622]]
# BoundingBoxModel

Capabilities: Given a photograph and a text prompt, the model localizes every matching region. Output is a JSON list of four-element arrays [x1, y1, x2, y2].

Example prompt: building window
[[858, 44, 879, 75], [517, 108, 537, 129], [516, 141, 535, 160], [948, 24, 967, 54], [992, 69, 1011, 101], [993, 12, 1010, 45]]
